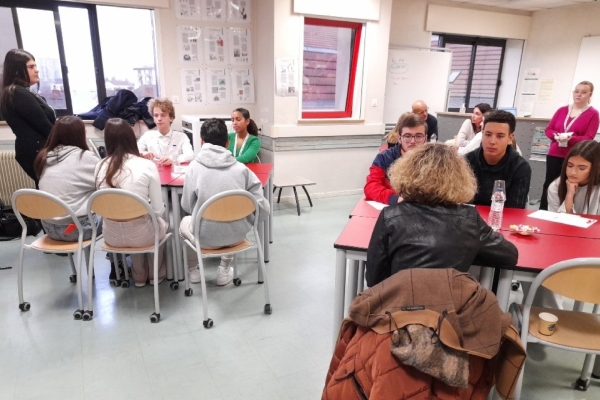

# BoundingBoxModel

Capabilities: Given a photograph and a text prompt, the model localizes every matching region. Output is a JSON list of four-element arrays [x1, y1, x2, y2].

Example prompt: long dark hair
[[97, 118, 140, 188], [472, 103, 492, 132], [1, 49, 36, 115], [34, 116, 89, 178], [558, 140, 600, 210], [233, 107, 259, 136]]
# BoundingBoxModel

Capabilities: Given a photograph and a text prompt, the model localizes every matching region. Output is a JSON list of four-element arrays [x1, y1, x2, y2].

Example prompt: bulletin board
[[383, 47, 452, 124]]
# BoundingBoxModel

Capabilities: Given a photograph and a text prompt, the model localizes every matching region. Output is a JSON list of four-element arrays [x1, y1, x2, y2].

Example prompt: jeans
[[42, 214, 102, 242]]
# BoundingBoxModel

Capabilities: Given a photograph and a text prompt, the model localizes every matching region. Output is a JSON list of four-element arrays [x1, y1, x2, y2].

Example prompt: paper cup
[[538, 312, 558, 336]]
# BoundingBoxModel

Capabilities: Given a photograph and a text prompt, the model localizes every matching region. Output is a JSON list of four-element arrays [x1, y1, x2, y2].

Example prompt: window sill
[[297, 118, 365, 125]]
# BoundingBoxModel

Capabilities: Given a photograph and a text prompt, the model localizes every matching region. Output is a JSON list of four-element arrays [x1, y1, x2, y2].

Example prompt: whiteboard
[[572, 36, 600, 97], [383, 48, 452, 124]]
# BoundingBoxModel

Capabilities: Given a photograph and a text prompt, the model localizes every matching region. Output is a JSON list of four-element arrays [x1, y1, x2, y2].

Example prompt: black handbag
[[0, 199, 42, 240]]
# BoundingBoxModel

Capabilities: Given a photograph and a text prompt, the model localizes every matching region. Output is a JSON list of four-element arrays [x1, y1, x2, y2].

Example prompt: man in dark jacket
[[412, 100, 438, 141], [465, 110, 531, 209]]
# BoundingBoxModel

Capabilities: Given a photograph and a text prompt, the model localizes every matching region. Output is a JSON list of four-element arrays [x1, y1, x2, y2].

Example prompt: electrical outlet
[[172, 95, 180, 104], [371, 98, 378, 107]]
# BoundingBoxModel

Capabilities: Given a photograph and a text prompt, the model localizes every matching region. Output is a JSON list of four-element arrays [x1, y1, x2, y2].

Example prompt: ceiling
[[443, 0, 597, 11]]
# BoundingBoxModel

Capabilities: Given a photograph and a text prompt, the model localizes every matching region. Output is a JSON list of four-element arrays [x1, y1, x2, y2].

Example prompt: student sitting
[[95, 118, 169, 288], [364, 113, 427, 205], [465, 110, 531, 209], [366, 144, 517, 287], [180, 118, 269, 286], [35, 116, 101, 240], [138, 97, 194, 166], [547, 140, 600, 214], [228, 107, 261, 164]]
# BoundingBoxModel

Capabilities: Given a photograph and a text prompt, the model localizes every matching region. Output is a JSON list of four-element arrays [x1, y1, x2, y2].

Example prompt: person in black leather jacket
[[366, 143, 518, 287]]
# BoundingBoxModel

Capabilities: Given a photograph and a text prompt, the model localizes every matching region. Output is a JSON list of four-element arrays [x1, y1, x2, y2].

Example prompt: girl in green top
[[228, 107, 260, 163]]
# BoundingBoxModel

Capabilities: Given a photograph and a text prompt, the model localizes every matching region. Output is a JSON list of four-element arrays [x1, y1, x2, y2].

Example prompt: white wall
[[518, 3, 600, 118]]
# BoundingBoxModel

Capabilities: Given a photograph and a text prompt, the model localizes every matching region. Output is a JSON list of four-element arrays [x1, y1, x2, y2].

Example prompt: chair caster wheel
[[69, 274, 77, 283], [19, 302, 30, 312], [109, 279, 120, 287], [82, 310, 93, 321], [257, 280, 264, 284], [264, 304, 272, 315], [184, 288, 193, 296], [170, 281, 179, 290], [203, 318, 214, 329], [150, 312, 160, 323], [233, 278, 242, 286], [592, 373, 600, 379], [121, 280, 130, 288], [574, 378, 590, 391], [73, 309, 83, 320], [511, 281, 520, 291]]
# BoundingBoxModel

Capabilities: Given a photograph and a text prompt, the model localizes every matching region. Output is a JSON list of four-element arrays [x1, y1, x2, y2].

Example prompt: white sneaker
[[216, 266, 233, 286], [188, 267, 201, 284]]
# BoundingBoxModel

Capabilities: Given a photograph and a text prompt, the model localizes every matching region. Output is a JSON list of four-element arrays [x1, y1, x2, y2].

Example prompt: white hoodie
[[181, 143, 269, 247]]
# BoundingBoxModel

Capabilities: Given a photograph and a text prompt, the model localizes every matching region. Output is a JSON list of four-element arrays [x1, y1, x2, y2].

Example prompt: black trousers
[[539, 154, 564, 210]]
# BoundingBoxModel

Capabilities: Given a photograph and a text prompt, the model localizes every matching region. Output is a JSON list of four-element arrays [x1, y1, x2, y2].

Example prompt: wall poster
[[178, 26, 202, 63], [231, 68, 254, 103]]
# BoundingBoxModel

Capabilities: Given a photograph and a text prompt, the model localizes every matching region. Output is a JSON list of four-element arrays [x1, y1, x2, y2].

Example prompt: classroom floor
[[0, 194, 598, 400]]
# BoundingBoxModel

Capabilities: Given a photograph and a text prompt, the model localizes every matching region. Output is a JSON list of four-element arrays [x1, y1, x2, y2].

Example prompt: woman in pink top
[[539, 81, 599, 210]]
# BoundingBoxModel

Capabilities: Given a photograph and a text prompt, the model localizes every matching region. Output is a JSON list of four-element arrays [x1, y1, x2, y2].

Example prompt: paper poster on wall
[[178, 26, 202, 63], [275, 58, 297, 97], [175, 0, 202, 20], [228, 28, 252, 65], [228, 0, 251, 22], [181, 68, 206, 104], [230, 69, 254, 103], [207, 69, 230, 104], [537, 78, 555, 105], [203, 28, 228, 64], [203, 0, 226, 21]]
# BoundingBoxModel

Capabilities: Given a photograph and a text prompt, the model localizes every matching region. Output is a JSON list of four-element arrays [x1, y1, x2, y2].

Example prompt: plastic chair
[[513, 258, 600, 399], [181, 190, 271, 328], [86, 189, 173, 323], [11, 189, 94, 320]]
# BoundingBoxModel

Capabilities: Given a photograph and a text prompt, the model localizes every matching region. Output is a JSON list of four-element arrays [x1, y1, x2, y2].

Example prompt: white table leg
[[268, 173, 273, 243], [345, 260, 359, 316], [161, 186, 174, 281], [479, 266, 494, 291], [357, 261, 365, 294], [496, 269, 514, 312], [170, 187, 184, 281], [261, 182, 270, 263], [333, 249, 348, 348]]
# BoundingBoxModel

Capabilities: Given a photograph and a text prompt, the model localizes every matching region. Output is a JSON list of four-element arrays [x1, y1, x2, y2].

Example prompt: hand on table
[[158, 157, 173, 166]]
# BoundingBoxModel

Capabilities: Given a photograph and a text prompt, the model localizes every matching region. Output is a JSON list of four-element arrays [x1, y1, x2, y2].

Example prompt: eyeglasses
[[401, 134, 426, 143]]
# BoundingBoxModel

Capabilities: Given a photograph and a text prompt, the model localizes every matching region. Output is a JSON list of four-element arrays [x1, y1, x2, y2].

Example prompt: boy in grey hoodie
[[180, 118, 269, 286]]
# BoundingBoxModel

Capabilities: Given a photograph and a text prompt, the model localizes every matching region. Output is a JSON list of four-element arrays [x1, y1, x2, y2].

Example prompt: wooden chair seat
[[31, 235, 93, 252], [101, 242, 156, 253], [528, 306, 600, 351], [201, 239, 253, 256]]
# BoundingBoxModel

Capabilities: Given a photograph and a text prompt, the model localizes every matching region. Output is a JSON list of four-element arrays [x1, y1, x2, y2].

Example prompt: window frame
[[436, 34, 506, 112], [301, 17, 363, 119], [1, 0, 155, 116]]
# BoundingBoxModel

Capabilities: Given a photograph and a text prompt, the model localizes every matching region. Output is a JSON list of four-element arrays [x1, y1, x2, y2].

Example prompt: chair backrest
[[192, 190, 258, 236], [88, 139, 101, 159], [88, 190, 150, 220], [12, 189, 71, 220], [526, 258, 600, 305]]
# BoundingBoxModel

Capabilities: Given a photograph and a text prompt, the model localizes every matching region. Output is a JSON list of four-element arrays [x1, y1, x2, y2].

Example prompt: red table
[[349, 196, 383, 219]]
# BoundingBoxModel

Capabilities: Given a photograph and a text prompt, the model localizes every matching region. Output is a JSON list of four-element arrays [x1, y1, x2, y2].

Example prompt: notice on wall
[[537, 78, 555, 105], [228, 0, 251, 22], [231, 69, 254, 103], [517, 68, 540, 116], [229, 28, 252, 65], [175, 0, 202, 20], [181, 68, 206, 104], [207, 69, 230, 104], [275, 58, 297, 97], [204, 0, 226, 20], [204, 28, 227, 64], [178, 26, 202, 63]]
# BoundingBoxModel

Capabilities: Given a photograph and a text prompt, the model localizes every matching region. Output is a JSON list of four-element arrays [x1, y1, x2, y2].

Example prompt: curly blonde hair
[[148, 97, 175, 120], [389, 143, 477, 204]]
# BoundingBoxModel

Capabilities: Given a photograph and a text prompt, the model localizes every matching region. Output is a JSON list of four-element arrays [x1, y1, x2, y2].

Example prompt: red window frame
[[302, 18, 363, 119]]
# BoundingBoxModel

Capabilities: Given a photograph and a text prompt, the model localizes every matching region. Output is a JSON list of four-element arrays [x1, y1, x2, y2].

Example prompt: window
[[434, 34, 505, 111], [302, 18, 363, 119], [0, 1, 158, 116]]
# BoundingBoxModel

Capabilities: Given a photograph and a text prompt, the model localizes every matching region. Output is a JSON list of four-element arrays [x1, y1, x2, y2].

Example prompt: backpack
[[0, 199, 42, 241]]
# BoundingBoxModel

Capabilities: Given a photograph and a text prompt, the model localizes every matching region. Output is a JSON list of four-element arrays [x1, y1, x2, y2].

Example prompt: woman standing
[[95, 118, 168, 287], [1, 49, 55, 184], [455, 103, 492, 149], [228, 107, 260, 163], [540, 81, 599, 210]]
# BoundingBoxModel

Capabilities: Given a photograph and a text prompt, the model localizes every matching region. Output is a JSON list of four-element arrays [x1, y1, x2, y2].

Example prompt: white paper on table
[[528, 210, 598, 228], [366, 201, 388, 211]]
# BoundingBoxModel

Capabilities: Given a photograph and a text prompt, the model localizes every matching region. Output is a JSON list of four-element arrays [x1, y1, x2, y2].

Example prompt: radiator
[[0, 150, 35, 206]]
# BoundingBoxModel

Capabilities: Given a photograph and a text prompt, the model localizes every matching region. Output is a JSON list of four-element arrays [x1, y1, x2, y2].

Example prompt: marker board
[[383, 47, 452, 124]]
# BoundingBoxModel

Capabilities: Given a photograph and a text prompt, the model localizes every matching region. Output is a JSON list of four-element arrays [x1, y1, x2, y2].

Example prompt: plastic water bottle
[[430, 133, 437, 143], [460, 103, 466, 113], [488, 180, 506, 231]]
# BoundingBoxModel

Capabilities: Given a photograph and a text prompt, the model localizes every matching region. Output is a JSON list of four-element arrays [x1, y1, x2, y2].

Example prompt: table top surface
[[349, 196, 382, 219], [159, 163, 273, 188]]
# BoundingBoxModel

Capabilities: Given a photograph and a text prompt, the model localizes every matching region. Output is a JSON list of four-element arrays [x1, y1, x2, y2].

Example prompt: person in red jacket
[[364, 113, 427, 205]]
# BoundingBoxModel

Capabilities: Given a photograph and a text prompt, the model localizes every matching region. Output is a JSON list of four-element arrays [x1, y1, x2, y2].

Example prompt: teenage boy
[[465, 110, 531, 208], [364, 113, 428, 205], [180, 118, 269, 285]]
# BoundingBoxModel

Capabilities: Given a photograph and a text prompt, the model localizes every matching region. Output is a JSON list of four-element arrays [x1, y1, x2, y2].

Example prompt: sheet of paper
[[228, 0, 251, 22], [207, 68, 229, 104], [528, 210, 597, 228], [230, 68, 254, 103], [204, 0, 226, 21], [229, 28, 252, 64], [178, 26, 202, 63], [366, 201, 388, 211], [275, 58, 297, 97], [204, 27, 227, 64], [175, 0, 202, 20], [180, 68, 206, 104]]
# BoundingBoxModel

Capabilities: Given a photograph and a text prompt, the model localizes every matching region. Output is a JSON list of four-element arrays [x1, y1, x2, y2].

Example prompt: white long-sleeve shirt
[[95, 154, 165, 215], [137, 129, 194, 163]]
